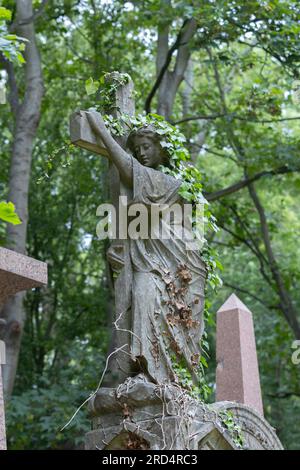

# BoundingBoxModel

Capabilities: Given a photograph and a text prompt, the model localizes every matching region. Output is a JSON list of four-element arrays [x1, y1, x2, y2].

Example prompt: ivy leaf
[[160, 140, 173, 147], [0, 201, 22, 225], [179, 189, 193, 201], [85, 78, 99, 96], [200, 356, 208, 368], [215, 259, 224, 271], [149, 113, 164, 121]]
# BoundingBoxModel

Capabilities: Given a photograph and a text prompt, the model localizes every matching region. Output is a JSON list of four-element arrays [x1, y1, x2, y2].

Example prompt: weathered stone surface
[[216, 293, 264, 415], [0, 247, 47, 305], [0, 351, 6, 450], [90, 377, 162, 417], [85, 375, 283, 450], [212, 401, 283, 450], [70, 110, 108, 156]]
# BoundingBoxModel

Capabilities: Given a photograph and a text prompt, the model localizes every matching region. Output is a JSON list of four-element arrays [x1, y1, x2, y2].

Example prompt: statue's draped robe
[[129, 157, 206, 384]]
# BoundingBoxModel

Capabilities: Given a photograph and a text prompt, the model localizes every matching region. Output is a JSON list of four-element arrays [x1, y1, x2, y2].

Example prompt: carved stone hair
[[126, 126, 170, 166]]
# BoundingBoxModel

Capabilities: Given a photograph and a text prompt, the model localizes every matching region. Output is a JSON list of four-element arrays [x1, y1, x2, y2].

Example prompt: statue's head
[[127, 126, 170, 169]]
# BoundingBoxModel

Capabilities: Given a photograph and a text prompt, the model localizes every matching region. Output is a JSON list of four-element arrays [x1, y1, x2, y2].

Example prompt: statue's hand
[[86, 110, 106, 136]]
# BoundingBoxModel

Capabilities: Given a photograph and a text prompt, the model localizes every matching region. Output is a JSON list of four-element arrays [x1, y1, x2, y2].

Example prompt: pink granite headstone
[[0, 247, 47, 450], [216, 293, 264, 415]]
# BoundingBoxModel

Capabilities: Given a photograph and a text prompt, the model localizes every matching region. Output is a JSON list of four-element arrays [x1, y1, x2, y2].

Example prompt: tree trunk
[[181, 59, 193, 117], [1, 0, 44, 398], [157, 18, 197, 120], [247, 183, 300, 339]]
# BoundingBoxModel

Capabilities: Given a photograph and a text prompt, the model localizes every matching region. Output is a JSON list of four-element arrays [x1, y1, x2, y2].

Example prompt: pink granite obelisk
[[216, 293, 264, 415]]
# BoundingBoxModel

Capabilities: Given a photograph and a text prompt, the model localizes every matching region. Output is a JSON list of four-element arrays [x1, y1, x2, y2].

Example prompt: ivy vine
[[218, 410, 245, 449], [36, 142, 74, 185], [85, 72, 131, 112]]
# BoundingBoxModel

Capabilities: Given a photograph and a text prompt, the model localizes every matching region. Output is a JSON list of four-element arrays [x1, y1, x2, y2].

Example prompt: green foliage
[[85, 72, 130, 110], [0, 6, 26, 64], [7, 383, 88, 449], [218, 410, 245, 449], [7, 344, 106, 450], [0, 6, 11, 21], [36, 142, 74, 184], [171, 354, 212, 402], [0, 200, 21, 224]]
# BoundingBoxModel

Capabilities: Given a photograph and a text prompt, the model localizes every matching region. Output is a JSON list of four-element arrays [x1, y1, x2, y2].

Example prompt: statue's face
[[133, 135, 163, 168]]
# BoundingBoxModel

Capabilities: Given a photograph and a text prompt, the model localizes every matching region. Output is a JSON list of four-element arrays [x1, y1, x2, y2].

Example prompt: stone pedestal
[[0, 247, 47, 302], [85, 375, 283, 450]]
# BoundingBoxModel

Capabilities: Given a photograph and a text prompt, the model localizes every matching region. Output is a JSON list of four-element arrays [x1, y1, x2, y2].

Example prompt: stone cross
[[215, 293, 264, 415], [70, 73, 135, 385], [0, 247, 47, 450]]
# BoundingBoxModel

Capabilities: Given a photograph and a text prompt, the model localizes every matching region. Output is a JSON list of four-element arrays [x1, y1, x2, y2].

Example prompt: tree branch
[[174, 18, 197, 80], [267, 392, 300, 399], [66, 40, 94, 65], [247, 183, 300, 338], [174, 113, 225, 124], [206, 46, 300, 339], [208, 48, 247, 161], [145, 18, 197, 115], [225, 17, 299, 77], [145, 22, 186, 114], [222, 281, 273, 310], [156, 13, 169, 77], [228, 203, 269, 266], [174, 113, 300, 125], [205, 165, 296, 202], [218, 221, 273, 288]]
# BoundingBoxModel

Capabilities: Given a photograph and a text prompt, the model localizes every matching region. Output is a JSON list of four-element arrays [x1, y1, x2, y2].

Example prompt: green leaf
[[0, 7, 12, 21], [215, 259, 224, 271], [4, 34, 17, 41], [85, 78, 99, 96], [149, 113, 165, 121], [200, 356, 208, 368], [178, 189, 193, 201], [0, 201, 22, 225], [16, 52, 25, 64]]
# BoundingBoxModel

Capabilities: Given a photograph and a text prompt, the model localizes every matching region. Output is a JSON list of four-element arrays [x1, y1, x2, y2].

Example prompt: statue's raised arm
[[86, 111, 133, 187]]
